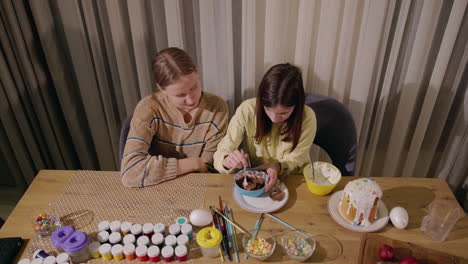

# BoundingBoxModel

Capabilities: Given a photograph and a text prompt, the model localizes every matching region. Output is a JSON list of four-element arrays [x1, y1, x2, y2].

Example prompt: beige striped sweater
[[121, 91, 228, 187]]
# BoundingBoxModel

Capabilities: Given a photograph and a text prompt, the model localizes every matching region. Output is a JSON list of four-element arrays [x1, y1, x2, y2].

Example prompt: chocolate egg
[[389, 207, 408, 229], [189, 209, 212, 227]]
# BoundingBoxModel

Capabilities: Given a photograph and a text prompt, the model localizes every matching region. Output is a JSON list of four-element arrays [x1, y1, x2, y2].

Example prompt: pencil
[[211, 207, 249, 234], [210, 207, 224, 262], [228, 209, 240, 263], [265, 213, 310, 237]]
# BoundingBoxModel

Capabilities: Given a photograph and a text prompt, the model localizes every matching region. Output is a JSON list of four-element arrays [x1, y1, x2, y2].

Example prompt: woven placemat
[[27, 170, 207, 262]]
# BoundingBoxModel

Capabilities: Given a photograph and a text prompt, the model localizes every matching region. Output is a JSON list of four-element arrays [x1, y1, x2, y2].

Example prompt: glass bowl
[[242, 229, 276, 261], [281, 231, 315, 261], [31, 207, 61, 238]]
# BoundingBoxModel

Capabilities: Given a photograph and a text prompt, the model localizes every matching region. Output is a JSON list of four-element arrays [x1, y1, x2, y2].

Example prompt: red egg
[[378, 245, 394, 261]]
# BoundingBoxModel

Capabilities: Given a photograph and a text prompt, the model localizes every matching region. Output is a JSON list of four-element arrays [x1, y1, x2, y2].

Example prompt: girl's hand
[[265, 168, 278, 191], [222, 150, 249, 170], [256, 162, 281, 191]]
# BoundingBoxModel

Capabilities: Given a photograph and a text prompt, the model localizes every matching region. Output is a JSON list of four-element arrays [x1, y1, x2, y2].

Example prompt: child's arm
[[213, 102, 249, 174]]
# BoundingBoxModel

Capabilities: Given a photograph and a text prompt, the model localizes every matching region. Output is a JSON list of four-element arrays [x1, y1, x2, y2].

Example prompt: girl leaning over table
[[213, 63, 317, 191], [121, 47, 229, 187]]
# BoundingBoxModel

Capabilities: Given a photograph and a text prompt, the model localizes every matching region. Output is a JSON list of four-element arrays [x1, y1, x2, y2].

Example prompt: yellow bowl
[[303, 162, 341, 196]]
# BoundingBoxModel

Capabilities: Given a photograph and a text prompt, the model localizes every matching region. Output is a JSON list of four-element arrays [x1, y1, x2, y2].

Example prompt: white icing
[[307, 162, 341, 185], [341, 178, 382, 226]]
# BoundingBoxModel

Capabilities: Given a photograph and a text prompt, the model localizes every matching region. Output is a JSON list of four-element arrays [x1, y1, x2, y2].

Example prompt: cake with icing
[[339, 178, 382, 226]]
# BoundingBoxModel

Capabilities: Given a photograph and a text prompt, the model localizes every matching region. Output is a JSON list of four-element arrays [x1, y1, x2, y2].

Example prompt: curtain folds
[[0, 0, 467, 208]]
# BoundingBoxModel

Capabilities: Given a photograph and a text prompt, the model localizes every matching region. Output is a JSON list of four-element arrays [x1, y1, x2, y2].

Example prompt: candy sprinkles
[[285, 237, 313, 257], [246, 237, 273, 256], [33, 213, 60, 236]]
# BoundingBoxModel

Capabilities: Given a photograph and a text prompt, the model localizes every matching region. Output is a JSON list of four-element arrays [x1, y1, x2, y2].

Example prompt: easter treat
[[284, 237, 314, 259], [389, 207, 409, 229], [269, 184, 285, 201], [339, 178, 382, 226], [32, 212, 61, 237], [236, 169, 266, 191], [246, 237, 273, 257]]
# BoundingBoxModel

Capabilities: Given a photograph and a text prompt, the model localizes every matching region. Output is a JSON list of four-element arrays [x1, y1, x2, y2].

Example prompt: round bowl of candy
[[242, 229, 276, 261], [31, 210, 61, 238], [234, 169, 268, 197], [281, 231, 315, 261]]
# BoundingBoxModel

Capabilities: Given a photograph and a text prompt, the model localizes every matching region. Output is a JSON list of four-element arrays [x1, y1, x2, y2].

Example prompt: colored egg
[[389, 207, 409, 229], [189, 209, 212, 227]]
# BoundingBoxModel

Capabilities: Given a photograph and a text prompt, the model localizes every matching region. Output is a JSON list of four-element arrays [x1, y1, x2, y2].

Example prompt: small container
[[196, 227, 222, 258], [97, 231, 110, 243], [42, 256, 56, 264], [51, 226, 75, 251], [88, 241, 101, 259], [151, 233, 164, 247], [176, 234, 189, 246], [176, 217, 188, 225], [148, 245, 161, 262], [181, 224, 193, 240], [168, 224, 181, 236], [137, 235, 150, 247], [98, 221, 111, 232], [303, 162, 341, 195], [99, 243, 112, 260], [153, 223, 165, 235], [30, 259, 43, 264], [123, 243, 136, 260], [281, 231, 315, 261], [165, 235, 177, 248], [110, 220, 122, 233], [131, 224, 143, 237], [161, 246, 174, 262], [18, 259, 30, 264], [121, 221, 132, 235], [55, 253, 70, 264], [123, 234, 136, 245], [109, 232, 122, 245], [143, 223, 154, 237], [136, 245, 148, 261], [111, 244, 124, 260], [175, 245, 188, 261], [33, 249, 51, 259], [61, 231, 90, 263], [242, 229, 276, 261], [32, 209, 61, 238]]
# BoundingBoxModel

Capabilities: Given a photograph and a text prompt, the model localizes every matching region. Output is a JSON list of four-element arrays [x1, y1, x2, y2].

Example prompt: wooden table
[[1, 170, 468, 263]]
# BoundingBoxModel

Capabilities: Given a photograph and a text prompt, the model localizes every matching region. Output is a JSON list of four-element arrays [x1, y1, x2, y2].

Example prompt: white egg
[[389, 206, 409, 229], [189, 209, 213, 227]]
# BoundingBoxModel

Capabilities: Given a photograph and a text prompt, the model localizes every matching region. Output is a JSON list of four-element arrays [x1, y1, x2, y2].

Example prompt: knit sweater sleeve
[[279, 106, 317, 176], [213, 100, 250, 174], [200, 97, 229, 163], [120, 98, 178, 187]]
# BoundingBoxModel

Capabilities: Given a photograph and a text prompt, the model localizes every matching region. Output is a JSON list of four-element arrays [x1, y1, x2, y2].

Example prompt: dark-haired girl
[[214, 63, 316, 191]]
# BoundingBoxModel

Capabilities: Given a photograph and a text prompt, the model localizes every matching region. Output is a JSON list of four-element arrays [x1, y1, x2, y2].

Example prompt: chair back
[[305, 93, 357, 176]]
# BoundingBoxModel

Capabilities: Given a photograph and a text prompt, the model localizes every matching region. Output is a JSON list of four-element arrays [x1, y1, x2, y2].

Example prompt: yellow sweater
[[214, 98, 316, 176], [121, 91, 228, 187]]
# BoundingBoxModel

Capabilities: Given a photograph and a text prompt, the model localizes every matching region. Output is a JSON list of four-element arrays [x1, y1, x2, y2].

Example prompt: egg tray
[[25, 170, 207, 263]]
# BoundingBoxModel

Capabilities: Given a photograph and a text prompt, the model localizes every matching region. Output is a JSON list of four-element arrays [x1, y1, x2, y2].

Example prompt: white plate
[[232, 182, 289, 213], [327, 190, 389, 232]]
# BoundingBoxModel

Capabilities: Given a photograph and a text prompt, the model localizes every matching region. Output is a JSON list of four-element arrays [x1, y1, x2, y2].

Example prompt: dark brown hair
[[254, 63, 305, 152], [152, 47, 197, 89]]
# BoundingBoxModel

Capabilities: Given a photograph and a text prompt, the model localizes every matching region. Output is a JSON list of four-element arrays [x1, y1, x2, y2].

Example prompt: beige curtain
[[1, 0, 467, 206]]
